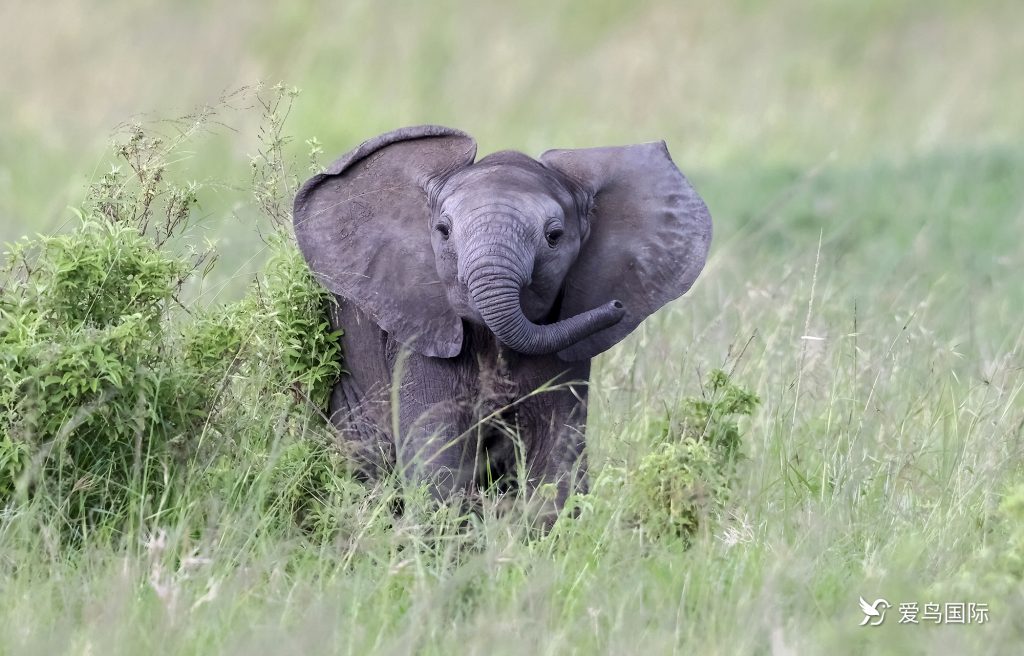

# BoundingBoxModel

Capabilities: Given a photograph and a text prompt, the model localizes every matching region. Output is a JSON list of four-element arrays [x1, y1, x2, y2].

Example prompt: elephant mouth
[[519, 286, 556, 323]]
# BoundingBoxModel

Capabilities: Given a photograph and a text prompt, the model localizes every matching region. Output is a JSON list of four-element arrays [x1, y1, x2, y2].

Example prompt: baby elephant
[[293, 125, 711, 521]]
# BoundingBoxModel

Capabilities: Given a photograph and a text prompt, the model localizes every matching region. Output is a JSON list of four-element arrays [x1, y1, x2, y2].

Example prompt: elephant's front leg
[[511, 355, 593, 524], [393, 350, 477, 501]]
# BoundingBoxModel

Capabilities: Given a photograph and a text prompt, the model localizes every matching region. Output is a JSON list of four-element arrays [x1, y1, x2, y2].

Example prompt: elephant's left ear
[[541, 141, 712, 361]]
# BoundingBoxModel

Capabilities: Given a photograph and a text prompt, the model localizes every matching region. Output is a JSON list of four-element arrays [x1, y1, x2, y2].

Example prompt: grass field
[[2, 1, 1023, 654]]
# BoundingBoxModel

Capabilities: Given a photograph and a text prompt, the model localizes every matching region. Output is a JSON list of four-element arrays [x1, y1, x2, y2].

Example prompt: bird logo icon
[[858, 597, 891, 626]]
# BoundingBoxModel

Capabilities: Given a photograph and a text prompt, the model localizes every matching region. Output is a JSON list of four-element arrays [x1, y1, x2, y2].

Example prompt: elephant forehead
[[441, 165, 572, 217], [445, 189, 564, 219]]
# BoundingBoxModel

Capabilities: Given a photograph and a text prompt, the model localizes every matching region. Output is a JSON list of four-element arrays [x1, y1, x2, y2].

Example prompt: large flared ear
[[293, 125, 477, 358], [541, 141, 712, 361]]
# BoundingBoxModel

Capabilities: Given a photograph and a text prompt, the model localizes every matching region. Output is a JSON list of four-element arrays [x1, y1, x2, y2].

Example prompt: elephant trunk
[[464, 242, 624, 355]]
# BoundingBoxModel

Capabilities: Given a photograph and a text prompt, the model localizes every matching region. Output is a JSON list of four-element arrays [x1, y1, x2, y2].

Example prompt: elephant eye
[[435, 223, 451, 240], [545, 227, 564, 247]]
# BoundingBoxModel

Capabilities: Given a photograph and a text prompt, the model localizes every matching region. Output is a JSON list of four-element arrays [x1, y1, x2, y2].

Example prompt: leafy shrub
[[191, 238, 347, 541], [250, 235, 343, 411], [624, 369, 760, 541], [0, 218, 215, 536], [0, 87, 347, 542]]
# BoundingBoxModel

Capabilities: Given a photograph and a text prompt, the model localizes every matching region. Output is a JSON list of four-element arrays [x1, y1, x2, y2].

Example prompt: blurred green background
[[3, 0, 1021, 240]]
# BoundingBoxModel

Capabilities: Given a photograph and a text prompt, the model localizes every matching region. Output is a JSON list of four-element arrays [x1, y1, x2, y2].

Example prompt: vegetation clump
[[625, 369, 760, 541], [0, 88, 346, 541], [996, 483, 1024, 580], [0, 217, 210, 535], [937, 480, 1024, 599]]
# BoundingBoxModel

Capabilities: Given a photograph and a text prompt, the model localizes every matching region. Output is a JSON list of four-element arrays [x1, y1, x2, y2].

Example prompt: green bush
[[0, 88, 347, 541], [0, 219, 345, 540], [0, 218, 215, 536], [624, 369, 760, 541], [253, 234, 343, 411]]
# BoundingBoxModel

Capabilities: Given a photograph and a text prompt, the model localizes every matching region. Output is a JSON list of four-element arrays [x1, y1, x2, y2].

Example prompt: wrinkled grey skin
[[293, 125, 711, 522]]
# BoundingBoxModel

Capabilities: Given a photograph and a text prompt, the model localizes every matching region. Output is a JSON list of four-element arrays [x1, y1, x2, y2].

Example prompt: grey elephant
[[292, 125, 711, 521]]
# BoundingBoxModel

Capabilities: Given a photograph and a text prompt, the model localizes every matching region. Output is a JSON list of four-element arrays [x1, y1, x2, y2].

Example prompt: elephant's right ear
[[293, 125, 476, 358]]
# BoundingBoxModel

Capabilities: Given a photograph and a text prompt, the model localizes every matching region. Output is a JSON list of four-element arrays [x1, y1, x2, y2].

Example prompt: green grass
[[2, 1, 1024, 654]]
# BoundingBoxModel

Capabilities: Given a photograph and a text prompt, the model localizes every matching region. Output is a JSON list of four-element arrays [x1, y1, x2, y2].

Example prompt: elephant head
[[293, 125, 711, 361]]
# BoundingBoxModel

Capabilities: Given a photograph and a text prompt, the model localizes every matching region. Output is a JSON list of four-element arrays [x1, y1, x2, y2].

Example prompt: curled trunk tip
[[467, 267, 625, 355]]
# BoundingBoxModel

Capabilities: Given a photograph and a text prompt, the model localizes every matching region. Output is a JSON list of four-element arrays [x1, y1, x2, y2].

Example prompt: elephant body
[[326, 298, 591, 511], [293, 125, 711, 520]]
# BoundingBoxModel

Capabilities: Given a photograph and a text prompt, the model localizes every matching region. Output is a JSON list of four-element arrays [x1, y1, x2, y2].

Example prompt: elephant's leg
[[509, 354, 593, 524], [328, 378, 393, 480], [520, 392, 590, 525], [392, 347, 478, 501]]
